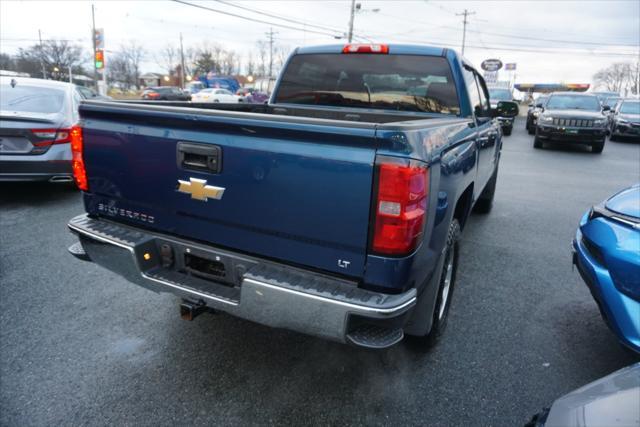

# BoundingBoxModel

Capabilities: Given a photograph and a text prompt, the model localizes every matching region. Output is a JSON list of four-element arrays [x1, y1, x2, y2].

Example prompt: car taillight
[[31, 128, 71, 146], [371, 156, 429, 256], [70, 125, 88, 191], [342, 44, 389, 54]]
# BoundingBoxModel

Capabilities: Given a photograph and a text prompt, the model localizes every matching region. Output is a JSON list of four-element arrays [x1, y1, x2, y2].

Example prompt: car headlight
[[539, 116, 554, 124], [532, 111, 540, 117], [593, 119, 606, 126]]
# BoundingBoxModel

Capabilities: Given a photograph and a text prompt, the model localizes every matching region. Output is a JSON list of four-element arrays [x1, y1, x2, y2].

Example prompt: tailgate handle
[[177, 142, 222, 174]]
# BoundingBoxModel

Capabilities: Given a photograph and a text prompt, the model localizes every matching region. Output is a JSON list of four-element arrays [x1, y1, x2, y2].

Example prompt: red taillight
[[31, 128, 71, 146], [342, 44, 389, 54], [70, 125, 88, 191], [147, 92, 160, 99], [371, 156, 429, 256]]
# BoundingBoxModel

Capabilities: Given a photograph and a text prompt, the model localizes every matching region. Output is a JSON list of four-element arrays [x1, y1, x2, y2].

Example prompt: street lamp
[[347, 1, 380, 43], [53, 66, 60, 72], [186, 75, 193, 82], [247, 75, 254, 83]]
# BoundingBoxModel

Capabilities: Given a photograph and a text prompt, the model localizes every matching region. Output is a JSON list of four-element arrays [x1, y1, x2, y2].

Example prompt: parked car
[[236, 87, 269, 104], [191, 88, 241, 103], [527, 363, 640, 426], [75, 85, 112, 101], [525, 94, 549, 135], [592, 91, 620, 105], [141, 86, 191, 101], [534, 92, 609, 153], [610, 99, 640, 141], [572, 184, 640, 353], [488, 87, 518, 135], [67, 43, 515, 349], [0, 76, 79, 183], [185, 81, 205, 94]]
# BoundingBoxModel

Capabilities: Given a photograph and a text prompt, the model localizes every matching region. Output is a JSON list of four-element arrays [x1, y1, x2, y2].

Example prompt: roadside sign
[[481, 59, 503, 72], [484, 71, 498, 84], [505, 63, 517, 71], [94, 28, 104, 50]]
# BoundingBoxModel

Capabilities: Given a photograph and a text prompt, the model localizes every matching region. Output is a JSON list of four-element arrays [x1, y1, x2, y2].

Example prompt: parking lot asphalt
[[1, 118, 639, 426]]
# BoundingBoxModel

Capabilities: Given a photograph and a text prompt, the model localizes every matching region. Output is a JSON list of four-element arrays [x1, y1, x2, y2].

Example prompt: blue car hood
[[605, 184, 640, 219]]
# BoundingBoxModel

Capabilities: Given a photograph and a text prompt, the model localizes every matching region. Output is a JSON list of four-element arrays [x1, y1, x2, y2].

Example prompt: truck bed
[[98, 99, 459, 125]]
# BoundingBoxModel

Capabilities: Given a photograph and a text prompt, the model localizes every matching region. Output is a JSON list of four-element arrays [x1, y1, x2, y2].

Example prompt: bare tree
[[245, 53, 255, 77], [221, 51, 238, 75], [626, 61, 640, 95], [255, 40, 268, 77], [593, 62, 631, 94], [17, 39, 84, 80], [121, 41, 145, 89], [274, 45, 290, 75], [155, 44, 178, 75]]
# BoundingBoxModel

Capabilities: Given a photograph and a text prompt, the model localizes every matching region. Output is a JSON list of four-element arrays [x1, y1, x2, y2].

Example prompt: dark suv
[[534, 92, 609, 153], [488, 87, 518, 136], [610, 99, 640, 141], [525, 94, 548, 134]]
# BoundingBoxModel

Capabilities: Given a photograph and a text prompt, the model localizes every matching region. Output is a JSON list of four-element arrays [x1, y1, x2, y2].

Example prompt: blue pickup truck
[[68, 44, 513, 349]]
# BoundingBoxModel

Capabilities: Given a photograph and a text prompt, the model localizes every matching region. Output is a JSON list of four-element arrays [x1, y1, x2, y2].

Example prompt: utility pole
[[347, 0, 356, 43], [266, 28, 277, 77], [38, 29, 46, 79], [455, 9, 475, 56], [91, 4, 97, 89], [179, 32, 185, 89]]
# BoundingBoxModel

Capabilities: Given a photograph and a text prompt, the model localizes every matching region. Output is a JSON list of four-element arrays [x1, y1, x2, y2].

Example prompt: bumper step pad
[[346, 324, 404, 349]]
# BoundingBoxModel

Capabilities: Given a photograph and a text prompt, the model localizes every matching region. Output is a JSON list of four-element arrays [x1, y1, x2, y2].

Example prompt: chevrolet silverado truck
[[67, 44, 512, 349]]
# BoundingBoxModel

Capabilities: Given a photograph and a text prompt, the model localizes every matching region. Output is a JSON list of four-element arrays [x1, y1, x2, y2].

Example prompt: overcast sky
[[1, 0, 638, 85]]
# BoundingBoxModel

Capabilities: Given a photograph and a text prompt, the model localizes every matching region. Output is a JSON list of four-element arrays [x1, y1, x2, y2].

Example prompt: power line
[[377, 11, 639, 49], [171, 0, 342, 38], [381, 34, 640, 57], [213, 0, 345, 35], [463, 27, 640, 48]]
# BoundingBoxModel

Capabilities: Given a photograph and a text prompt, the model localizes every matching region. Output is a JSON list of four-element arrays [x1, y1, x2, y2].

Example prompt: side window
[[475, 74, 490, 113], [463, 67, 481, 116]]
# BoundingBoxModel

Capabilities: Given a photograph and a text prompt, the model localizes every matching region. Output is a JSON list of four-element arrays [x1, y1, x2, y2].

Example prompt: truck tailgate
[[80, 104, 377, 278]]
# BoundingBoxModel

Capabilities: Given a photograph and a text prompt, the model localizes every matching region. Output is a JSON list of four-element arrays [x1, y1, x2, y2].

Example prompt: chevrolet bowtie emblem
[[177, 178, 225, 201]]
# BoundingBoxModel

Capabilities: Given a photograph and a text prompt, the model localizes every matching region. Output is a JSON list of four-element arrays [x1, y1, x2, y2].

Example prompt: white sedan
[[191, 88, 241, 103]]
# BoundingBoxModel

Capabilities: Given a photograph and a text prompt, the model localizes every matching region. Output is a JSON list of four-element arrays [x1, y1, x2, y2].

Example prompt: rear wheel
[[408, 219, 460, 349]]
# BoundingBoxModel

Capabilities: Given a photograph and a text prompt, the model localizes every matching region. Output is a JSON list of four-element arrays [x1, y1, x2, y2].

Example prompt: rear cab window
[[275, 53, 460, 115]]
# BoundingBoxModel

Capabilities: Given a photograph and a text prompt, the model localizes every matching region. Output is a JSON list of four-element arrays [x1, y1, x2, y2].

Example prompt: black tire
[[609, 133, 617, 142], [408, 219, 460, 349], [503, 126, 512, 136], [473, 166, 498, 214], [592, 140, 605, 154], [533, 128, 543, 149], [527, 122, 535, 135]]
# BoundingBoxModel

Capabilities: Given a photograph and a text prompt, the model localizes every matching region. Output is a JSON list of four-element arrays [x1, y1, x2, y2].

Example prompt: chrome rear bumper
[[68, 214, 416, 347]]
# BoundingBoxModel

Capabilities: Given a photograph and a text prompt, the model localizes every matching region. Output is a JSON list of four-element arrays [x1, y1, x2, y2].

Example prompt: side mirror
[[602, 105, 611, 111], [535, 102, 544, 108], [496, 100, 519, 118]]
